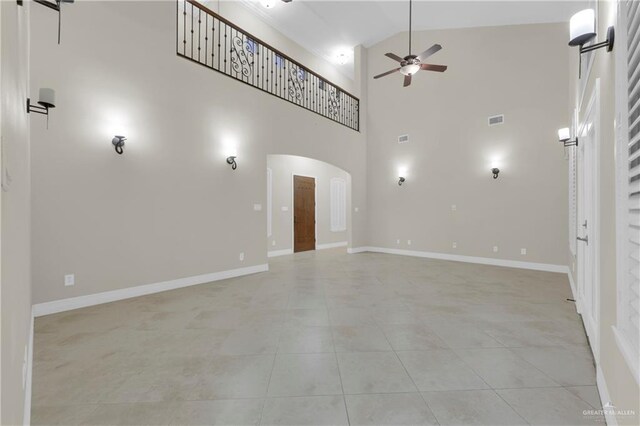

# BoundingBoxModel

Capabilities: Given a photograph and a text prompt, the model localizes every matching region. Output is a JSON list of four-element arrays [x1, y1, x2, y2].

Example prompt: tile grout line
[[326, 284, 351, 426]]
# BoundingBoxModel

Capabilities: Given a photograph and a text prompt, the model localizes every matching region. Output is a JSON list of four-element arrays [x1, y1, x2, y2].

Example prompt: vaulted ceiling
[[234, 0, 586, 67]]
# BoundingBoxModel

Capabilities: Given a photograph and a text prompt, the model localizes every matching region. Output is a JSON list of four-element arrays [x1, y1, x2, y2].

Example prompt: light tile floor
[[32, 249, 604, 425]]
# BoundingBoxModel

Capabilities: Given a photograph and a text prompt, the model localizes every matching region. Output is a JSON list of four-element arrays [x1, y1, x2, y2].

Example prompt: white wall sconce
[[569, 9, 615, 54], [398, 166, 407, 186], [112, 136, 126, 155], [226, 156, 237, 170], [27, 88, 55, 116], [558, 127, 578, 147], [491, 168, 500, 179]]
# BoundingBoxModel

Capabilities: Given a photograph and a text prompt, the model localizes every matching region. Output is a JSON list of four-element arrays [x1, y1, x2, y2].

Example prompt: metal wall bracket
[[26, 98, 50, 116]]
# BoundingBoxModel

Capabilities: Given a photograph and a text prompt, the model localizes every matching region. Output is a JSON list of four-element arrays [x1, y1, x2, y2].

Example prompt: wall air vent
[[398, 134, 409, 144], [488, 114, 505, 126]]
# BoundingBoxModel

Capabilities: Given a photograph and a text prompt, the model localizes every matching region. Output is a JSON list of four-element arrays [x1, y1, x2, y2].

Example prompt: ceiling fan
[[374, 0, 447, 87]]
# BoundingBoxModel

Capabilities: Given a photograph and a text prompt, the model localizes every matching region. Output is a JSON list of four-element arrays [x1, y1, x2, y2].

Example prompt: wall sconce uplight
[[226, 156, 237, 170], [398, 176, 405, 186], [491, 168, 500, 179], [558, 127, 578, 147], [112, 136, 126, 155], [27, 88, 56, 127], [569, 9, 615, 54]]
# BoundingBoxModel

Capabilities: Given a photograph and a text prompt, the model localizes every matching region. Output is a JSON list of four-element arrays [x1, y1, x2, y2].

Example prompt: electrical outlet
[[493, 246, 499, 253], [521, 248, 527, 255], [253, 204, 262, 211], [64, 274, 75, 286], [272, 240, 276, 246], [396, 239, 400, 245], [239, 252, 245, 261], [407, 240, 412, 245], [451, 204, 457, 211], [452, 242, 457, 249]]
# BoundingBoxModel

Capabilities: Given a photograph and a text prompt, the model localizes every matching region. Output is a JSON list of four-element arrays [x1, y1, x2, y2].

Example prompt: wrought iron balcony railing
[[176, 0, 360, 132]]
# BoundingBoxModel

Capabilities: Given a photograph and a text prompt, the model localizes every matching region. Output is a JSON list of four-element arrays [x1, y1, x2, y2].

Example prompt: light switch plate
[[452, 242, 457, 249], [281, 206, 289, 212], [451, 205, 457, 211], [64, 274, 75, 286], [521, 248, 527, 255], [239, 252, 245, 261], [493, 246, 499, 253], [253, 204, 262, 211]]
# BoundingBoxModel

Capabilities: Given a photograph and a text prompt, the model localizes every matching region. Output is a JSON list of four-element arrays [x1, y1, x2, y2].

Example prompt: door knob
[[577, 236, 589, 245]]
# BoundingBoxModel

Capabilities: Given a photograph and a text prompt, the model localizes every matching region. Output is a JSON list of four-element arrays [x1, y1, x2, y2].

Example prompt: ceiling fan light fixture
[[400, 63, 421, 76]]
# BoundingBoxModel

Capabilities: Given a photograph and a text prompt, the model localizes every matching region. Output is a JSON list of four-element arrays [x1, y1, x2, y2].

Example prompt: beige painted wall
[[267, 155, 350, 253], [1, 0, 32, 424], [568, 0, 640, 422], [29, 1, 367, 304], [366, 23, 570, 266]]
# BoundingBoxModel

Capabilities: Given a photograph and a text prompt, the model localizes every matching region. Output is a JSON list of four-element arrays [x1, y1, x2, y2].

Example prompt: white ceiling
[[233, 0, 586, 67]]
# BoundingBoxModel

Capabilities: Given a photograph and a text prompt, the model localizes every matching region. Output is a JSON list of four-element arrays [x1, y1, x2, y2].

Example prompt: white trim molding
[[23, 311, 34, 426], [348, 247, 568, 273], [32, 264, 269, 317], [612, 326, 640, 385], [347, 247, 368, 254], [596, 365, 618, 426], [268, 249, 294, 258], [316, 241, 347, 250]]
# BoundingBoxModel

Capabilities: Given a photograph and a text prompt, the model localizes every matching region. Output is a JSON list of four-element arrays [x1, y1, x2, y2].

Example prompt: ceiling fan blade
[[420, 64, 448, 72], [385, 53, 405, 63], [403, 74, 412, 87], [416, 44, 442, 62], [374, 68, 401, 79]]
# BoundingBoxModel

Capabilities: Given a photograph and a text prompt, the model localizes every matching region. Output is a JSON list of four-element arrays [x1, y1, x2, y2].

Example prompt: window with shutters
[[614, 0, 640, 382], [330, 178, 346, 232]]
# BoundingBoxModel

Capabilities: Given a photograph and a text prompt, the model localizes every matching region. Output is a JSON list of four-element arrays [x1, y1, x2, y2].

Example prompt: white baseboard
[[316, 241, 347, 250], [596, 365, 619, 426], [23, 311, 34, 426], [567, 269, 580, 313], [32, 264, 269, 317], [268, 249, 293, 258], [269, 242, 347, 257], [347, 247, 368, 254], [349, 246, 569, 274]]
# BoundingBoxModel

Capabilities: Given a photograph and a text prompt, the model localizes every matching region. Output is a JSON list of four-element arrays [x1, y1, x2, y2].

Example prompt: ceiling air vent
[[398, 134, 409, 144], [488, 114, 504, 126]]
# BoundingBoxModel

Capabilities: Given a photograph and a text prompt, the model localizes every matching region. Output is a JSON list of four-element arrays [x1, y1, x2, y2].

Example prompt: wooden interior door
[[294, 175, 315, 253]]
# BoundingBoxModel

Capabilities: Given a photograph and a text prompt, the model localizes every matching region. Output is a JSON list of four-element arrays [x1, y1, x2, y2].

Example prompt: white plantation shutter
[[618, 0, 640, 375], [330, 178, 346, 232]]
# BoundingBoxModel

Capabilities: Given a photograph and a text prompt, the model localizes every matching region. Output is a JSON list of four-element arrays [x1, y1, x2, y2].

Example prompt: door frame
[[291, 174, 317, 252], [577, 79, 601, 361]]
